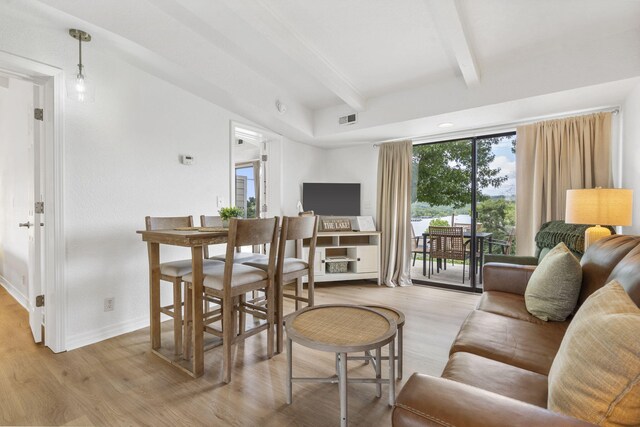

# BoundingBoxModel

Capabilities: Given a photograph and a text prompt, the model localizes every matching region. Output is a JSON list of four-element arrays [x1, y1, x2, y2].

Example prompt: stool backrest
[[277, 215, 318, 277], [200, 215, 223, 227], [145, 215, 193, 231], [227, 217, 279, 249], [200, 215, 223, 258], [225, 217, 279, 280]]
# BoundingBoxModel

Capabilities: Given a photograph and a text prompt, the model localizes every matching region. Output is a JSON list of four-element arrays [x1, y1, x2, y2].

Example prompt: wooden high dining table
[[137, 228, 228, 377]]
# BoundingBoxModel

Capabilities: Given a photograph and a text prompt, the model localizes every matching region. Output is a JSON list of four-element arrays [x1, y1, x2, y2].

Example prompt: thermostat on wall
[[180, 154, 194, 165]]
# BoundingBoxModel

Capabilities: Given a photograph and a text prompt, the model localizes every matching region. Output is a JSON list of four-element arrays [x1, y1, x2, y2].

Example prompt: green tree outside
[[246, 196, 256, 218], [412, 136, 516, 254]]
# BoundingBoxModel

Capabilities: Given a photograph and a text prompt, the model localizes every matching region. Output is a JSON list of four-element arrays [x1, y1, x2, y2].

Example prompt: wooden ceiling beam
[[426, 0, 480, 87], [220, 0, 367, 112]]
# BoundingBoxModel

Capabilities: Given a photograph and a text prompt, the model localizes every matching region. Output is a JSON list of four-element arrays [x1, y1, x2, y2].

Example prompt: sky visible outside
[[235, 166, 255, 199], [483, 134, 516, 197]]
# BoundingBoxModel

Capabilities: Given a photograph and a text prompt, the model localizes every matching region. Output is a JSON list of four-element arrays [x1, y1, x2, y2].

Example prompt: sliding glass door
[[410, 132, 516, 292]]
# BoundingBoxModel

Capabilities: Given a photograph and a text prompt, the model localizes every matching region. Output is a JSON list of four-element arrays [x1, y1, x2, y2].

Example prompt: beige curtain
[[516, 112, 612, 255], [377, 140, 413, 287]]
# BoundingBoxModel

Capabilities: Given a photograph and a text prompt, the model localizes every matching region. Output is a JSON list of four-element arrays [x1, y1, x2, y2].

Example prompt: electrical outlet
[[104, 297, 115, 312], [217, 196, 225, 208]]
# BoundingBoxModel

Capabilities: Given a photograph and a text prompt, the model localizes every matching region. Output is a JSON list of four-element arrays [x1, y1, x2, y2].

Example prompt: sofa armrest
[[482, 263, 537, 295], [393, 374, 593, 427], [483, 254, 539, 265]]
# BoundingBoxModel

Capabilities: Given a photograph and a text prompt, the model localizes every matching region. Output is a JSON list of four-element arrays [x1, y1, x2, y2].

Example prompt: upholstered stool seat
[[245, 257, 308, 274], [183, 264, 268, 290], [211, 252, 267, 264], [160, 259, 223, 277]]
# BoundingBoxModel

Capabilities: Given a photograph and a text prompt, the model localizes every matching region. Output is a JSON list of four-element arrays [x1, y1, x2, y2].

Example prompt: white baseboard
[[0, 274, 28, 309], [66, 316, 150, 351]]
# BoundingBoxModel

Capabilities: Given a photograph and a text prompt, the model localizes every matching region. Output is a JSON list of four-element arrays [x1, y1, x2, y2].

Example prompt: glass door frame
[[411, 131, 515, 293]]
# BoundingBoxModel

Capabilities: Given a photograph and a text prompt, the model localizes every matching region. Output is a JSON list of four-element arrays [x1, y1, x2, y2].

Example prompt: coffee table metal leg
[[286, 337, 293, 404], [389, 338, 396, 406], [375, 347, 382, 398], [339, 352, 348, 427], [398, 325, 403, 380]]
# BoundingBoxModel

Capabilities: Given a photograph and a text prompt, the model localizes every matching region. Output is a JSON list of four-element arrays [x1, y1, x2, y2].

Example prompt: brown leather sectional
[[393, 235, 640, 426]]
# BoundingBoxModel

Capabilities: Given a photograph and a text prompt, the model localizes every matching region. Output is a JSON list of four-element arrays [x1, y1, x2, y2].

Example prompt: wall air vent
[[338, 113, 357, 126]]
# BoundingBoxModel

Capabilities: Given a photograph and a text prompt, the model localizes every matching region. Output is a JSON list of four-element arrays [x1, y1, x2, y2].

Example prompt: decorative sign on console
[[321, 218, 352, 231], [356, 216, 376, 231]]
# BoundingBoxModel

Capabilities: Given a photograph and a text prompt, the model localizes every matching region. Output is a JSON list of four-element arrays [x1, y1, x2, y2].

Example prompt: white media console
[[302, 230, 381, 285]]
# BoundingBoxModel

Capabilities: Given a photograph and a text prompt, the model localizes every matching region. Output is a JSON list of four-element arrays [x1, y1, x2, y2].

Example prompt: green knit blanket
[[535, 221, 616, 255]]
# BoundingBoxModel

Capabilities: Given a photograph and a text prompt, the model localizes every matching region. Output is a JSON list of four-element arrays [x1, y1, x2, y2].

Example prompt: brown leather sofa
[[393, 235, 640, 426]]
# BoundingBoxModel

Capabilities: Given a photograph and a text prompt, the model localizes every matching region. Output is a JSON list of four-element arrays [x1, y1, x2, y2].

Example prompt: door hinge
[[36, 295, 45, 307], [35, 201, 44, 214], [261, 154, 268, 162], [34, 108, 44, 121]]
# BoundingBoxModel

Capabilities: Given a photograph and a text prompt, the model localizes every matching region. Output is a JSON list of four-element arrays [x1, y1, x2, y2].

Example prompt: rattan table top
[[286, 304, 397, 353], [364, 305, 405, 327]]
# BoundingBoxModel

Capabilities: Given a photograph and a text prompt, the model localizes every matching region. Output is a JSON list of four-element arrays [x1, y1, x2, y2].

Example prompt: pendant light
[[67, 29, 95, 102]]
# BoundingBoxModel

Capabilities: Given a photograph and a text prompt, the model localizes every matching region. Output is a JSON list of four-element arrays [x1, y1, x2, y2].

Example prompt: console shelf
[[302, 231, 381, 285]]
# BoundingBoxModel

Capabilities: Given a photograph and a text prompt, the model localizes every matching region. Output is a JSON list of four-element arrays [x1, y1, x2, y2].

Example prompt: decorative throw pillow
[[548, 281, 640, 425], [525, 242, 582, 321]]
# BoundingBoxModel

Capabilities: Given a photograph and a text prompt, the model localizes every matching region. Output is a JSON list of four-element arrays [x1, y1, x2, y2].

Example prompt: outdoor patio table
[[421, 231, 493, 282]]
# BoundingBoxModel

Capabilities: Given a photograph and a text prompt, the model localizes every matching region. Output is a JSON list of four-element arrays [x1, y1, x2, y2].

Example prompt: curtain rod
[[372, 106, 620, 148]]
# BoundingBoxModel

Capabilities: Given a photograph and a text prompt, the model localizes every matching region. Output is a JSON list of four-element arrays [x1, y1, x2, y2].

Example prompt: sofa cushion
[[606, 242, 640, 307], [477, 291, 546, 325], [579, 235, 640, 307], [442, 352, 548, 408], [450, 310, 567, 375], [548, 281, 640, 426], [525, 242, 582, 321]]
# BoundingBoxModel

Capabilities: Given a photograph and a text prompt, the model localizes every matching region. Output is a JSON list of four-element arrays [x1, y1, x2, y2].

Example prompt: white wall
[[323, 144, 378, 220], [0, 78, 33, 307], [0, 8, 315, 350], [281, 138, 327, 216], [63, 52, 253, 349], [622, 82, 640, 235]]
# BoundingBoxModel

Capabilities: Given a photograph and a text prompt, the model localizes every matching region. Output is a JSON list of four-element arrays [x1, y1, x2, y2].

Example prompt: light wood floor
[[0, 282, 478, 426]]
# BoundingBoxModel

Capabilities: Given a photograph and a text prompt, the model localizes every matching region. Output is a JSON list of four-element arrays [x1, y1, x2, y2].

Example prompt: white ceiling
[[7, 0, 640, 146]]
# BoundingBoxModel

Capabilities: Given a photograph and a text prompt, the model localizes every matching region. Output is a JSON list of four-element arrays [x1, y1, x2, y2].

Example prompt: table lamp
[[565, 188, 633, 250]]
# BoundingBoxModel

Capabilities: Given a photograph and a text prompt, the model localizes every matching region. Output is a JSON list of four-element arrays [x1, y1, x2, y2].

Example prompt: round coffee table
[[363, 305, 405, 380], [285, 304, 397, 427]]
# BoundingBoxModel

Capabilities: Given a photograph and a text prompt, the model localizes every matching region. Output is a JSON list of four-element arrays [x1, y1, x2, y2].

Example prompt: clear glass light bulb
[[75, 74, 86, 93]]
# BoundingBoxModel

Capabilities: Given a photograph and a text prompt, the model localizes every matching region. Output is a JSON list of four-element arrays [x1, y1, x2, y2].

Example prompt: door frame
[[0, 50, 66, 353], [411, 131, 516, 293], [229, 121, 283, 217]]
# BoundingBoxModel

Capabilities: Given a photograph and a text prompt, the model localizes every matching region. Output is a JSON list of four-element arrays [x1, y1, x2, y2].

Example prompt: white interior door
[[26, 83, 43, 343]]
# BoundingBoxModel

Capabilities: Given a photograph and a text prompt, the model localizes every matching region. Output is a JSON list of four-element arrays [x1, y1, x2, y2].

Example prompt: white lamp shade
[[565, 188, 633, 226]]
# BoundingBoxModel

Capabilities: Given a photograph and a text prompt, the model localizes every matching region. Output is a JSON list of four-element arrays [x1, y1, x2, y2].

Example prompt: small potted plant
[[219, 206, 244, 228]]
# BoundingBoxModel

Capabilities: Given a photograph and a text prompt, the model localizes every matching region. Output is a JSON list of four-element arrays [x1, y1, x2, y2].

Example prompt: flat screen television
[[302, 183, 361, 216]]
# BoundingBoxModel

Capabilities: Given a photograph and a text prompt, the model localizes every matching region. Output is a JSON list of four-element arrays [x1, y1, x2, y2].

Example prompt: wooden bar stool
[[144, 216, 223, 355], [183, 217, 279, 383], [245, 214, 318, 353]]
